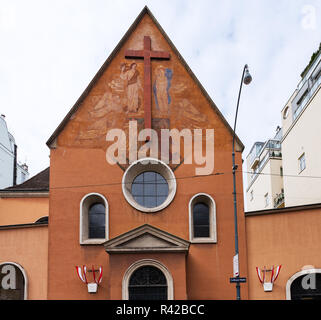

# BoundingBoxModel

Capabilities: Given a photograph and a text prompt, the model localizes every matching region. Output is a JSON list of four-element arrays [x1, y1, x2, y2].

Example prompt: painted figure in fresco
[[153, 66, 173, 113], [120, 62, 140, 112]]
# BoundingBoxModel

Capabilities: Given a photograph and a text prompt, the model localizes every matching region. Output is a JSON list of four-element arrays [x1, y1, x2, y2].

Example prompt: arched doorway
[[287, 269, 321, 300], [0, 262, 27, 300], [128, 265, 167, 300], [122, 259, 174, 300]]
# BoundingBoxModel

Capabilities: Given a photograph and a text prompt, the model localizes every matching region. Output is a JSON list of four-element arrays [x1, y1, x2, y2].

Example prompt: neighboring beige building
[[246, 46, 321, 211], [281, 50, 321, 207], [246, 130, 284, 212]]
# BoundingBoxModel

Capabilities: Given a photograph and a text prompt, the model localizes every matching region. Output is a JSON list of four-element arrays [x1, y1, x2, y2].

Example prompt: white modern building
[[281, 47, 321, 207], [0, 115, 29, 189], [246, 128, 284, 211], [246, 44, 321, 210]]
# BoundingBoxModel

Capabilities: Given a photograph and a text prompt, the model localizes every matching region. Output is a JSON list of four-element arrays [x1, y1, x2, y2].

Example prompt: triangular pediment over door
[[103, 224, 190, 254]]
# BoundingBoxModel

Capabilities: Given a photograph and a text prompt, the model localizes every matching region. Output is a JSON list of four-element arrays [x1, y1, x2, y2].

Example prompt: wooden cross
[[125, 36, 170, 134]]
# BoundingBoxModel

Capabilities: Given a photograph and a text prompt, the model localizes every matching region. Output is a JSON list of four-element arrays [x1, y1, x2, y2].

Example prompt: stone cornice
[[104, 224, 190, 254], [0, 191, 49, 198]]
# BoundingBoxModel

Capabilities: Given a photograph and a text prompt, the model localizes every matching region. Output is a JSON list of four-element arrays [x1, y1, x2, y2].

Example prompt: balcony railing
[[274, 191, 285, 208], [248, 140, 281, 168], [249, 150, 282, 185], [293, 75, 321, 120]]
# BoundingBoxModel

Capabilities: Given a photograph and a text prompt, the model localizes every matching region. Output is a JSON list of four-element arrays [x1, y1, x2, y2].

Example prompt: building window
[[128, 266, 167, 300], [80, 193, 108, 245], [131, 171, 169, 208], [283, 106, 290, 119], [189, 193, 217, 243], [299, 153, 306, 173], [280, 166, 283, 177], [264, 193, 269, 207], [122, 158, 176, 213], [193, 202, 210, 237], [0, 262, 27, 300], [122, 259, 174, 300], [89, 203, 106, 239]]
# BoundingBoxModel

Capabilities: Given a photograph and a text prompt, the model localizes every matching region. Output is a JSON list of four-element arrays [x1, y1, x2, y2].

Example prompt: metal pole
[[232, 65, 247, 300]]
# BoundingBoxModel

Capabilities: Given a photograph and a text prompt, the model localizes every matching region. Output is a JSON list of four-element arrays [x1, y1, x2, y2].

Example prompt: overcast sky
[[1, 0, 320, 194]]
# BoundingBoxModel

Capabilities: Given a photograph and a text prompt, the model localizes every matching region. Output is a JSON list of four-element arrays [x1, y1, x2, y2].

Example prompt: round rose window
[[122, 158, 176, 213]]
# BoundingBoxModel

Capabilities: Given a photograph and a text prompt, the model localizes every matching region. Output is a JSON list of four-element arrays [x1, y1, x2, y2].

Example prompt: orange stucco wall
[[246, 207, 321, 300], [47, 12, 248, 300], [0, 225, 48, 299], [47, 150, 247, 299], [0, 197, 49, 225]]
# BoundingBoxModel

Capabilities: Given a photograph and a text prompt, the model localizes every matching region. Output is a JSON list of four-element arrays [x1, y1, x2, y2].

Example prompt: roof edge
[[0, 191, 49, 198], [0, 222, 48, 231], [245, 202, 321, 217], [46, 5, 244, 151], [46, 6, 150, 148]]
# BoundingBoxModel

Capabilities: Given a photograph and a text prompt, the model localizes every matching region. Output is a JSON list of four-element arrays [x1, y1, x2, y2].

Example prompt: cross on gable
[[125, 36, 170, 137]]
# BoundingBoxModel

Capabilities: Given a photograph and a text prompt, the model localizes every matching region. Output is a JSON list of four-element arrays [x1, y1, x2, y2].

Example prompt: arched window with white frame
[[80, 193, 109, 245], [189, 193, 217, 243], [122, 259, 174, 300]]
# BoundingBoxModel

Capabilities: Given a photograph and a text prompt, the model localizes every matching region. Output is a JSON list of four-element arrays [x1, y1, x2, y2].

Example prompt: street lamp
[[232, 64, 252, 300]]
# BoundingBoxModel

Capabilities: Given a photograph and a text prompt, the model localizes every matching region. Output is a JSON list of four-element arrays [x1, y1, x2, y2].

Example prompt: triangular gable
[[103, 224, 190, 254], [46, 6, 244, 151]]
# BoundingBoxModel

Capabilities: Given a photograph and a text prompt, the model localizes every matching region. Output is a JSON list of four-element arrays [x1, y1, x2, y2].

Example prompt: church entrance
[[290, 272, 321, 300], [128, 266, 168, 300]]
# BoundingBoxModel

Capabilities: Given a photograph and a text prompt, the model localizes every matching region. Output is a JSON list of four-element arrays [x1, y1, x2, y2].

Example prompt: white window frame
[[0, 262, 28, 300], [122, 259, 174, 300], [189, 193, 217, 243], [79, 193, 109, 245], [122, 157, 177, 213]]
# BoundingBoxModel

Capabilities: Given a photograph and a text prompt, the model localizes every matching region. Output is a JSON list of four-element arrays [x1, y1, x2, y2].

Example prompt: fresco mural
[[108, 62, 143, 114], [120, 62, 141, 113], [61, 44, 210, 152], [153, 66, 173, 113]]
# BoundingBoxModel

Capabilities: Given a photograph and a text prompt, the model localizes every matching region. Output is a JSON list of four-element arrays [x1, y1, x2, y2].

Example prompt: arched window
[[0, 262, 27, 300], [286, 269, 321, 300], [80, 193, 108, 245], [128, 266, 167, 300], [89, 203, 105, 239], [189, 193, 217, 243], [193, 202, 210, 238], [122, 259, 174, 300]]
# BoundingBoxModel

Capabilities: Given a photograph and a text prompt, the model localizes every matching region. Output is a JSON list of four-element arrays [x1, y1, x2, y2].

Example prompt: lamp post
[[232, 64, 252, 300]]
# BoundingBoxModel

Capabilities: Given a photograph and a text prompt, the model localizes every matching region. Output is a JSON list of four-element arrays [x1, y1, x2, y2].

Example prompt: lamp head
[[243, 64, 252, 85]]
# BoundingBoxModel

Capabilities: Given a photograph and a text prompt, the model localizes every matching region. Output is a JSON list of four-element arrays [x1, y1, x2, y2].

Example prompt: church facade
[[46, 7, 247, 300], [1, 7, 321, 300]]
